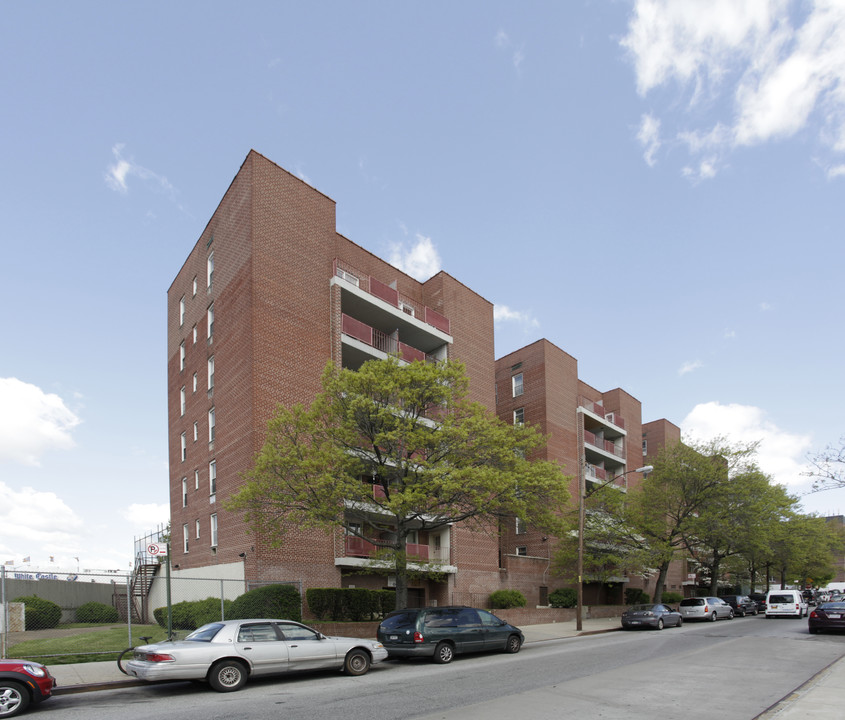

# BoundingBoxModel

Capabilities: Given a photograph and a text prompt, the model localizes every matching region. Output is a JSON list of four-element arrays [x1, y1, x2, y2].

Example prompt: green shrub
[[229, 584, 301, 622], [489, 589, 527, 609], [306, 588, 395, 621], [548, 588, 577, 608], [624, 588, 651, 605], [661, 592, 683, 605], [76, 601, 119, 623], [14, 595, 62, 630], [152, 597, 232, 630]]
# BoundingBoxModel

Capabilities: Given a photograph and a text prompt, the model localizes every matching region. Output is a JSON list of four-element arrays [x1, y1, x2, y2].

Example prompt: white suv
[[765, 589, 808, 618]]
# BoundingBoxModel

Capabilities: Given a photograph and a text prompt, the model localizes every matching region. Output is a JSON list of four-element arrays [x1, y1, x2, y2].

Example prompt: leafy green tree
[[229, 358, 570, 610], [768, 514, 844, 588]]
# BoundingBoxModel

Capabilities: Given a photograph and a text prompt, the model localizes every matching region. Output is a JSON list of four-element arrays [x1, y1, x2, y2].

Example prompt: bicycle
[[117, 635, 154, 674]]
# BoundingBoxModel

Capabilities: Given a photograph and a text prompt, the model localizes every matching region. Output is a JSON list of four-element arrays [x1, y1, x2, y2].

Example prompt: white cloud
[[827, 163, 845, 178], [682, 401, 812, 489], [0, 482, 84, 549], [0, 378, 81, 465], [678, 359, 703, 375], [724, 329, 737, 339], [621, 1, 845, 176], [389, 234, 442, 281], [493, 304, 540, 331], [494, 29, 525, 70], [123, 503, 170, 532], [759, 301, 773, 311], [105, 143, 177, 198], [637, 113, 662, 166]]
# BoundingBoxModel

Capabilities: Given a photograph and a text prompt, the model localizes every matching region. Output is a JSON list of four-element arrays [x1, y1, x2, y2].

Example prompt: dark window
[[381, 611, 418, 631]]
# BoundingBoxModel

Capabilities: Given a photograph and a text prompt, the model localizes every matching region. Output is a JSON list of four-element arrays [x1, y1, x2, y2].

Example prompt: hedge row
[[305, 588, 395, 621]]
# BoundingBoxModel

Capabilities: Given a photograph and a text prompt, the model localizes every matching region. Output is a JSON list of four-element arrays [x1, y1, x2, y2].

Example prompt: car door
[[477, 609, 512, 650], [657, 604, 679, 626], [233, 622, 289, 676], [277, 622, 340, 671], [454, 608, 484, 654]]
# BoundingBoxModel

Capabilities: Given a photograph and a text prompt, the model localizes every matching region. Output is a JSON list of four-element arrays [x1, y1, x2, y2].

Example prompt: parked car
[[765, 590, 808, 619], [749, 593, 768, 613], [678, 596, 734, 622], [124, 619, 388, 692], [621, 604, 683, 630], [808, 602, 845, 634], [377, 606, 523, 663], [720, 595, 759, 617], [0, 659, 56, 718]]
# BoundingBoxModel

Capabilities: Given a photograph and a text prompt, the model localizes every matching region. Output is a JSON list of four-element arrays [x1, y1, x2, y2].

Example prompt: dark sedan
[[721, 595, 759, 617], [621, 604, 683, 630], [808, 602, 845, 634]]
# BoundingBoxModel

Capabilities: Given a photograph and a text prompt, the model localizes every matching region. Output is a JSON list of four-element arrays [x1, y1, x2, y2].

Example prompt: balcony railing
[[583, 430, 625, 458], [342, 314, 430, 363], [584, 464, 607, 482], [344, 536, 432, 561], [334, 259, 451, 335], [579, 397, 626, 430]]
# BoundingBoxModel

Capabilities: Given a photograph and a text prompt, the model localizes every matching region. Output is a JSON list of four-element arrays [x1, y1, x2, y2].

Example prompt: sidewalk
[[45, 617, 845, 719]]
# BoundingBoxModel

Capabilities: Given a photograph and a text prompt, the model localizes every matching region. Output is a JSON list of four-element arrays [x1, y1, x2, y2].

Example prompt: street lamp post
[[576, 464, 653, 631]]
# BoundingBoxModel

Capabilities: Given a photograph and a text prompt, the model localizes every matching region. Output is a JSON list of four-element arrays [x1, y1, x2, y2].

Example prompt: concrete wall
[[2, 577, 123, 623]]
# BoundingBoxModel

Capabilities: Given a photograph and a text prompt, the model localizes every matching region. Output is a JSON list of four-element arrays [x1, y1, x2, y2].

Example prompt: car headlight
[[371, 642, 385, 649], [23, 665, 46, 678]]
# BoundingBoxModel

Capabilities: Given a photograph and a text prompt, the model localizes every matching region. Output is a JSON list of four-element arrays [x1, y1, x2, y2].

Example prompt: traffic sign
[[147, 543, 167, 556]]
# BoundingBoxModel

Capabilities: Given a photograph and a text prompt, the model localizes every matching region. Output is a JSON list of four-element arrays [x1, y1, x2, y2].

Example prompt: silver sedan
[[124, 619, 388, 692]]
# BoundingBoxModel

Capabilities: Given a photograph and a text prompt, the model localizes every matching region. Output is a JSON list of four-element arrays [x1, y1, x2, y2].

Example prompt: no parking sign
[[147, 543, 167, 556]]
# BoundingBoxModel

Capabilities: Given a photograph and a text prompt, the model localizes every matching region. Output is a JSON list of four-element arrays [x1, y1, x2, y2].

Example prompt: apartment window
[[182, 523, 189, 553], [182, 478, 188, 508], [192, 324, 197, 344], [642, 439, 648, 456], [194, 469, 200, 490], [207, 304, 214, 340], [192, 276, 197, 297], [209, 459, 217, 498], [180, 432, 187, 461], [179, 296, 185, 326], [179, 341, 185, 371], [515, 517, 526, 535], [180, 387, 186, 416], [193, 422, 198, 442], [192, 372, 198, 393], [208, 407, 215, 443], [516, 546, 528, 556], [513, 408, 524, 425], [210, 513, 218, 547], [512, 373, 524, 397], [195, 519, 201, 539], [207, 252, 214, 291], [207, 356, 215, 391]]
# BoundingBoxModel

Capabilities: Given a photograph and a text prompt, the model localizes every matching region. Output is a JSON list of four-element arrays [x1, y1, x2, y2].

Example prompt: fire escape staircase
[[128, 557, 160, 622]]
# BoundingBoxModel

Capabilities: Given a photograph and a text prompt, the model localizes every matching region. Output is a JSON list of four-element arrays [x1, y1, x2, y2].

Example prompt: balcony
[[345, 536, 432, 561], [342, 314, 430, 364], [578, 397, 626, 431], [584, 430, 625, 459]]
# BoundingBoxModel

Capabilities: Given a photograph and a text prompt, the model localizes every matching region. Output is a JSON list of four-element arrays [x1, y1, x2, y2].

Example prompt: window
[[210, 513, 218, 547], [180, 432, 187, 461], [195, 519, 201, 539], [207, 252, 214, 291], [515, 517, 526, 535], [516, 546, 528, 556], [183, 523, 189, 553], [180, 387, 186, 416], [208, 356, 215, 391], [192, 276, 197, 297], [642, 439, 647, 456], [179, 296, 185, 326], [208, 407, 215, 443], [209, 460, 217, 497], [512, 373, 524, 397], [194, 469, 200, 490], [182, 478, 188, 507], [192, 324, 197, 344], [207, 304, 214, 340], [179, 341, 185, 371], [193, 422, 198, 442], [192, 373, 198, 393], [513, 408, 524, 425]]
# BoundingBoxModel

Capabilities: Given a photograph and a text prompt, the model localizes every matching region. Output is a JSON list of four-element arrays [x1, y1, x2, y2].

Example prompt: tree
[[229, 358, 570, 609], [767, 514, 844, 589], [806, 436, 845, 491]]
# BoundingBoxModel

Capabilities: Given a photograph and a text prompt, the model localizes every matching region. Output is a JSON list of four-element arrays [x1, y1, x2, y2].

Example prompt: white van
[[765, 589, 808, 618]]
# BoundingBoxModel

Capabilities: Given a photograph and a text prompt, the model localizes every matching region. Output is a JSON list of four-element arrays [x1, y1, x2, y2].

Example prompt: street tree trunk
[[652, 560, 670, 603]]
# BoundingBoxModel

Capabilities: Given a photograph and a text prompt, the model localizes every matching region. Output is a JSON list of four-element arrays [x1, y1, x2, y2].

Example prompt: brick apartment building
[[167, 150, 503, 606], [493, 341, 693, 605]]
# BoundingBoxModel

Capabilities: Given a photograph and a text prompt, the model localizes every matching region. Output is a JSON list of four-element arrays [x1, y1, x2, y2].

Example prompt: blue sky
[[1, 1, 844, 573]]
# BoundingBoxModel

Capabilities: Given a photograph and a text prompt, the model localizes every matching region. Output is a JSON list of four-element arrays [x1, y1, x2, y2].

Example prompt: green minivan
[[377, 606, 524, 664]]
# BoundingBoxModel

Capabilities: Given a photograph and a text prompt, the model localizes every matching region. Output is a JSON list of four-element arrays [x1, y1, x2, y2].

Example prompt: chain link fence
[[0, 566, 299, 663]]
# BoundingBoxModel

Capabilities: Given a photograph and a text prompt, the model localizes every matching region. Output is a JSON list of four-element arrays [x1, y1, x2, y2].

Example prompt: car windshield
[[185, 623, 225, 642], [821, 602, 845, 610], [680, 598, 704, 606], [380, 611, 417, 631]]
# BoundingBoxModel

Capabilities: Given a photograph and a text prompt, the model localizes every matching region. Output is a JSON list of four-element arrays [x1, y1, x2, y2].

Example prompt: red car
[[0, 659, 55, 718]]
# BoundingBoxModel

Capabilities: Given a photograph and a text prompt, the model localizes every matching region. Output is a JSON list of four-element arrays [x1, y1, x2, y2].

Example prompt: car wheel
[[433, 642, 454, 664], [208, 660, 248, 692], [505, 634, 522, 654], [710, 612, 717, 622], [728, 610, 734, 619], [738, 609, 745, 617], [344, 649, 370, 676], [655, 618, 664, 630], [0, 681, 29, 719]]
